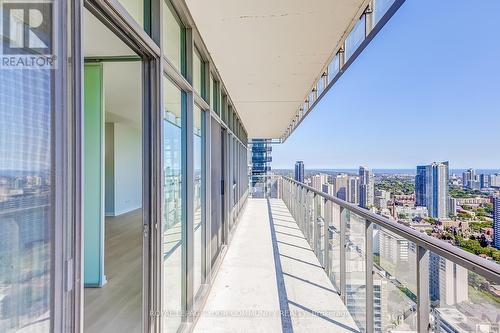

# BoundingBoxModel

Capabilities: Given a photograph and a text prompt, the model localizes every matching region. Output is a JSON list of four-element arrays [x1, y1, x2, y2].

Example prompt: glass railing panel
[[427, 252, 500, 332], [374, 226, 417, 332], [326, 200, 342, 291], [374, 0, 396, 25], [344, 208, 367, 331], [314, 194, 325, 262], [306, 191, 315, 247], [316, 75, 325, 97], [328, 53, 340, 84], [345, 15, 366, 61]]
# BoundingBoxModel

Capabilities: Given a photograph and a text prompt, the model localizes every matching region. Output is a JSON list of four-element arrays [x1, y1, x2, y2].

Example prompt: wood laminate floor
[[84, 209, 143, 333]]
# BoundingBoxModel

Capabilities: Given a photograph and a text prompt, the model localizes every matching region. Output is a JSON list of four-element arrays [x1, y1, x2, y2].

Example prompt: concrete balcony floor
[[194, 198, 359, 333]]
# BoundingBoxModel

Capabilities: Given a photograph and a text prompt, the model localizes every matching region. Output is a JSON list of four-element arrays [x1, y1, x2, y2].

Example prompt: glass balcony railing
[[252, 175, 500, 333]]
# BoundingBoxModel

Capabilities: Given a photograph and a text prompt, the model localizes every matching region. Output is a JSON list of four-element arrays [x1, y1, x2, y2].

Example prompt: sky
[[272, 0, 500, 170]]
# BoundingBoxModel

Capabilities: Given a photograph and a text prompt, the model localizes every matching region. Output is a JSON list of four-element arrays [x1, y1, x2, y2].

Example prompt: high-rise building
[[374, 189, 390, 210], [480, 174, 491, 189], [251, 139, 272, 196], [449, 197, 457, 216], [462, 168, 480, 189], [294, 161, 304, 183], [415, 165, 427, 207], [494, 197, 500, 249], [322, 183, 334, 196], [359, 166, 374, 209], [333, 174, 349, 201], [415, 162, 449, 219], [429, 253, 468, 306], [311, 173, 328, 191], [348, 176, 360, 205], [491, 173, 500, 188], [379, 228, 416, 290]]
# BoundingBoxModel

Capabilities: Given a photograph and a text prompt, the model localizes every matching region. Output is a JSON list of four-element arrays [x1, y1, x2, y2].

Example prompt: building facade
[[494, 197, 500, 249], [311, 173, 328, 191], [294, 160, 304, 183], [359, 166, 374, 209], [416, 162, 449, 219], [480, 173, 491, 189], [250, 139, 272, 187], [415, 165, 427, 207]]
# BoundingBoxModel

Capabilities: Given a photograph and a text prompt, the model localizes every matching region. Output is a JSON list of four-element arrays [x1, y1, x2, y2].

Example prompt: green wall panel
[[83, 63, 106, 287]]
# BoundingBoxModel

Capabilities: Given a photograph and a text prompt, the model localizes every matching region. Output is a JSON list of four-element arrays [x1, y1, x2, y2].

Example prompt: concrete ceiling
[[186, 0, 367, 139]]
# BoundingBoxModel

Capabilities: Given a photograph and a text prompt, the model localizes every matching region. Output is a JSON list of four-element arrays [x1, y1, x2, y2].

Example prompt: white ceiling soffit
[[83, 8, 135, 57], [185, 0, 367, 139]]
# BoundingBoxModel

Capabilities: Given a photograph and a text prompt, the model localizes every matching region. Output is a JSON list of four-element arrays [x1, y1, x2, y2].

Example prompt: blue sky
[[272, 0, 500, 170]]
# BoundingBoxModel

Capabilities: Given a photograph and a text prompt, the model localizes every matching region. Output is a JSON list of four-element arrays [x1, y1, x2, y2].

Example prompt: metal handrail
[[282, 176, 500, 283]]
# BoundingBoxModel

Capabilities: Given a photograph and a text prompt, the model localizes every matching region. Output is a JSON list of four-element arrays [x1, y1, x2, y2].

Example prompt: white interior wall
[[102, 61, 142, 216], [112, 123, 142, 215]]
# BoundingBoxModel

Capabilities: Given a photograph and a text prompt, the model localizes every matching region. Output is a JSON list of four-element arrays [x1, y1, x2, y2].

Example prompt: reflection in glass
[[193, 104, 203, 297], [162, 76, 183, 331], [0, 69, 52, 332], [374, 226, 417, 332], [345, 16, 366, 61], [163, 1, 184, 74]]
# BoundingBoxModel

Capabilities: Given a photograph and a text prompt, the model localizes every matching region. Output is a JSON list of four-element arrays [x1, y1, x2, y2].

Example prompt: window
[[163, 1, 185, 74], [162, 75, 184, 332], [117, 0, 144, 28], [193, 103, 204, 298], [0, 68, 53, 333], [193, 48, 204, 97]]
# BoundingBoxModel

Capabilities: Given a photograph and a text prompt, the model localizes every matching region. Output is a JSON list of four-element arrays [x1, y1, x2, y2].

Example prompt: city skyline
[[272, 0, 500, 169]]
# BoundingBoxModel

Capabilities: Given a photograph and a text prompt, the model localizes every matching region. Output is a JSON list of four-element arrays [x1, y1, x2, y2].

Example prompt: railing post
[[339, 207, 346, 303], [313, 195, 320, 255], [417, 245, 430, 333], [365, 219, 374, 333]]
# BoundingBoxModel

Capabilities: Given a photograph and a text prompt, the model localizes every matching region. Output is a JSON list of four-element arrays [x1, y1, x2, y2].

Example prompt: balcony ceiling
[[186, 0, 367, 139]]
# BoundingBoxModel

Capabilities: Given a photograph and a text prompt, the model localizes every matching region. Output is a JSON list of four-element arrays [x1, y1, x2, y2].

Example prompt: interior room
[[82, 8, 143, 332]]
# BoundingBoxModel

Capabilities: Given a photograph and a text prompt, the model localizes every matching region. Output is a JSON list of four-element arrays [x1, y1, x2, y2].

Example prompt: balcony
[[194, 177, 500, 332], [252, 156, 273, 163], [194, 198, 358, 332]]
